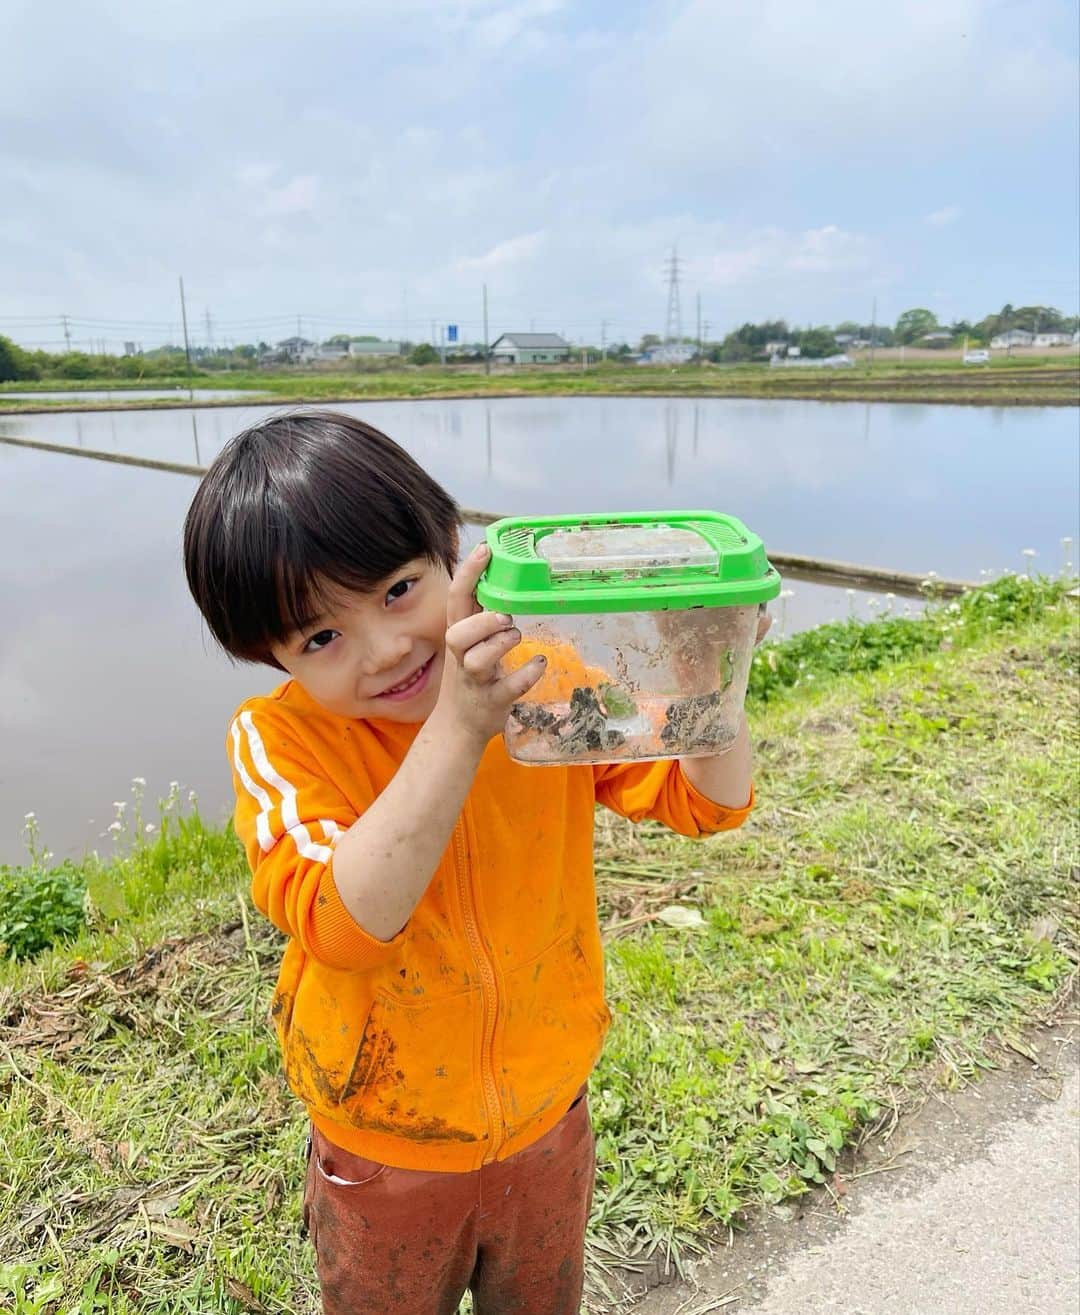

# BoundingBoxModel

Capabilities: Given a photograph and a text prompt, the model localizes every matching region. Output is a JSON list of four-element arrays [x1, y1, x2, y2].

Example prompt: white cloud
[[926, 206, 962, 226], [469, 0, 564, 51], [0, 0, 1075, 342], [261, 175, 321, 217], [456, 232, 546, 273]]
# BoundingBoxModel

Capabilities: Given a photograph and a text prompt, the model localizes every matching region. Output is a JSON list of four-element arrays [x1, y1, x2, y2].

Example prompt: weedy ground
[[1, 579, 1076, 1313]]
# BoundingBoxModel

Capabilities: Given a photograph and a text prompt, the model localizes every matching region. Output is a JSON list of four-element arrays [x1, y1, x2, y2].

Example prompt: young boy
[[183, 410, 762, 1315]]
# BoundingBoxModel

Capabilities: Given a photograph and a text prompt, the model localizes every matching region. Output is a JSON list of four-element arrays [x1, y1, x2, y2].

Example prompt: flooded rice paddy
[[1, 395, 1076, 862]]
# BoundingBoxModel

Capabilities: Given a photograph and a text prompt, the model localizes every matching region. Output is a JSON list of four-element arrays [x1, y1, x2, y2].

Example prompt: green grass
[[1, 356, 1077, 412], [1, 582, 1077, 1312]]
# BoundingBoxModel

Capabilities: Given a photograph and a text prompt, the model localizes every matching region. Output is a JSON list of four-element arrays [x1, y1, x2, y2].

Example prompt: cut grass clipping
[[1, 576, 1077, 1313]]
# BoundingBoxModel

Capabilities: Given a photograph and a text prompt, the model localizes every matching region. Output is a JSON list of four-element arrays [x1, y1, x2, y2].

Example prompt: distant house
[[276, 336, 317, 363], [921, 331, 954, 345], [764, 340, 788, 355], [316, 341, 350, 361], [490, 333, 572, 365], [833, 333, 855, 347], [348, 340, 402, 357], [990, 329, 1034, 349], [1032, 332, 1072, 348]]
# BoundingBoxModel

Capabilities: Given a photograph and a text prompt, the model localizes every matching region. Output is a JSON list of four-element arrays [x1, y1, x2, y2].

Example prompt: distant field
[[1, 355, 1077, 412]]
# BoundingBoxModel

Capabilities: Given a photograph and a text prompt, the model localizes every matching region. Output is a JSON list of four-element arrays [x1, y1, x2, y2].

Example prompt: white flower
[[188, 790, 198, 803], [169, 781, 179, 792], [23, 811, 35, 821], [1021, 548, 1036, 558], [132, 776, 147, 786], [112, 801, 127, 812], [107, 821, 123, 833], [145, 823, 156, 834]]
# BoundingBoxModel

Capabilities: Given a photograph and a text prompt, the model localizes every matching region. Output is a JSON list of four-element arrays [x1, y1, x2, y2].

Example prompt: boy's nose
[[361, 633, 414, 679]]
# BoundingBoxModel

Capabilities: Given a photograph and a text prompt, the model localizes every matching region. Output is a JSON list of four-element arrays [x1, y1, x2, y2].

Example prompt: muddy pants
[[303, 1090, 595, 1315]]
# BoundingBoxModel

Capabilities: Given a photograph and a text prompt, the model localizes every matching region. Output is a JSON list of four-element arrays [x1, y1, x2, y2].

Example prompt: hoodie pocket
[[497, 932, 610, 1138], [331, 985, 488, 1145]]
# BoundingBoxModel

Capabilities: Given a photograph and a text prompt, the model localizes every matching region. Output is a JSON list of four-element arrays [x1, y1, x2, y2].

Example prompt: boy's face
[[269, 556, 451, 723]]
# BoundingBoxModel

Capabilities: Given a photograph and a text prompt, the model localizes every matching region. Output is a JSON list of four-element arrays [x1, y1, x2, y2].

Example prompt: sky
[[2, 0, 1078, 351]]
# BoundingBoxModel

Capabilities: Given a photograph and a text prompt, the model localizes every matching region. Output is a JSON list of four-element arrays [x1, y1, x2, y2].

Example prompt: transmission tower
[[663, 247, 683, 350]]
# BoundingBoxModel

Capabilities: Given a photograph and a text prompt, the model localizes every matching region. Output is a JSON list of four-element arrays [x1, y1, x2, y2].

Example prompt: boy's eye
[[302, 629, 340, 654], [386, 578, 417, 604]]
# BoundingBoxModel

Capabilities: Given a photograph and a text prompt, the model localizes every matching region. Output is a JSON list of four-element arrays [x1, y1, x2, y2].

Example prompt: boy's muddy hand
[[439, 543, 546, 744]]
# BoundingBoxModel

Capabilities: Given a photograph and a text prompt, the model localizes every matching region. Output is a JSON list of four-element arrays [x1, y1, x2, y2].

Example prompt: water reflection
[[665, 405, 678, 485], [2, 395, 1077, 865]]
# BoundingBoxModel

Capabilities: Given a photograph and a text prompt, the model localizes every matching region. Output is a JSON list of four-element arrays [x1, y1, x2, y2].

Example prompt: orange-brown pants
[[303, 1091, 595, 1315]]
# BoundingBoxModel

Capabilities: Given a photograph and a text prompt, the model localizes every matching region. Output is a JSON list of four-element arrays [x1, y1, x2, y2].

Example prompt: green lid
[[476, 510, 781, 614]]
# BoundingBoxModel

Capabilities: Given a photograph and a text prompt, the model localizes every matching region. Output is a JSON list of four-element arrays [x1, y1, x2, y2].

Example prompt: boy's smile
[[375, 653, 438, 702], [269, 557, 451, 723]]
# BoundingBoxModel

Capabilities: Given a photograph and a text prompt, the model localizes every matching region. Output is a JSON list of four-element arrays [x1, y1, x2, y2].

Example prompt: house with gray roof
[[990, 328, 1035, 349], [490, 333, 572, 364], [275, 336, 317, 363]]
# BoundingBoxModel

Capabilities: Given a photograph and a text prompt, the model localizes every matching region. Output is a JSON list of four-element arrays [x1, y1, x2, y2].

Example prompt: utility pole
[[61, 315, 72, 351], [869, 296, 877, 372], [178, 276, 194, 399], [204, 308, 214, 353], [482, 284, 490, 375], [696, 292, 702, 362], [440, 324, 446, 366], [600, 319, 608, 360]]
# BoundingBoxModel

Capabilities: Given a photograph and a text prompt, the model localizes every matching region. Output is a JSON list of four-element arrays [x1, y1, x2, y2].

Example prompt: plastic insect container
[[475, 511, 781, 765]]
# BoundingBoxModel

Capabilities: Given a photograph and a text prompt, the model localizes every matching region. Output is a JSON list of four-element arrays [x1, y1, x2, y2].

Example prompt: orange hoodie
[[229, 678, 752, 1173]]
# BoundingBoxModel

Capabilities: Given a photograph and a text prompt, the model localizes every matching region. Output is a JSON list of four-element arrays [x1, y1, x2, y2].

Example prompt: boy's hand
[[438, 544, 546, 747]]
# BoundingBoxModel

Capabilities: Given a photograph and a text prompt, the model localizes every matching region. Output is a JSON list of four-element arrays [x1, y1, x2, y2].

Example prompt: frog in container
[[476, 512, 780, 766]]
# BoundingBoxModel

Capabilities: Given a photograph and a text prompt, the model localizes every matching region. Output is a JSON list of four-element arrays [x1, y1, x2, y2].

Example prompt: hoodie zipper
[[453, 808, 503, 1155]]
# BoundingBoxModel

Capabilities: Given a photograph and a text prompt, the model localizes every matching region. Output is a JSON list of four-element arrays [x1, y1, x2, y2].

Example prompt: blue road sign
[[447, 324, 458, 342]]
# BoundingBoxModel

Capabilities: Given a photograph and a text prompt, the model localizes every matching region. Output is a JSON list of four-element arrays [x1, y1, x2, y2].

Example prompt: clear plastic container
[[476, 512, 780, 767]]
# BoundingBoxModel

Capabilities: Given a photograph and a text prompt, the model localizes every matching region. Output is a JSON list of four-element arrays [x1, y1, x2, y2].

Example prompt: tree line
[[1, 303, 1076, 381], [695, 304, 1078, 362]]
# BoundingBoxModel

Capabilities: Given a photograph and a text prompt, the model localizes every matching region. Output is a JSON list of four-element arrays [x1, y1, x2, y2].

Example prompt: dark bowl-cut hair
[[183, 410, 461, 668]]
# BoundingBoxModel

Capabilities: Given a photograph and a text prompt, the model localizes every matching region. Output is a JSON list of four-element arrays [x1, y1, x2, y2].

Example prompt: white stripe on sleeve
[[239, 711, 336, 864], [230, 717, 276, 852]]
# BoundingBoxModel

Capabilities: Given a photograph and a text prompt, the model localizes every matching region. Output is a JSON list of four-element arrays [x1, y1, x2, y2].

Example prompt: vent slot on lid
[[498, 526, 536, 559], [536, 524, 718, 580]]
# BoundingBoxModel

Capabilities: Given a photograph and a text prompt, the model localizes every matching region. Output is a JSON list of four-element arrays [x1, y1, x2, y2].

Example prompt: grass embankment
[[0, 356, 1077, 413], [1, 579, 1077, 1313]]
